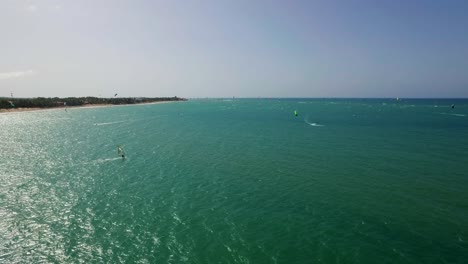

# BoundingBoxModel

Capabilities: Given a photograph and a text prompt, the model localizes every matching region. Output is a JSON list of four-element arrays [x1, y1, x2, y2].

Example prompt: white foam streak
[[94, 120, 126, 126]]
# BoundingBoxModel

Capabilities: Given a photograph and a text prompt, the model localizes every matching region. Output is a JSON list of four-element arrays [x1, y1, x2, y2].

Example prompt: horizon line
[[2, 96, 467, 100]]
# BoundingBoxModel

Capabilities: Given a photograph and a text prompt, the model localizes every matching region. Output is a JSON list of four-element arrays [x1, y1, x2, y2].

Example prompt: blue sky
[[1, 0, 467, 98]]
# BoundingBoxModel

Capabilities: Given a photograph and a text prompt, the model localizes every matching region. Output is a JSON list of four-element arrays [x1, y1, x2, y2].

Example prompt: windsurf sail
[[117, 145, 126, 160], [117, 145, 125, 155]]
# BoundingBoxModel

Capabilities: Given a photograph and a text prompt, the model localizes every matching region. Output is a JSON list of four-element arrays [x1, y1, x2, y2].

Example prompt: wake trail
[[439, 112, 466, 117], [304, 116, 325, 127], [94, 120, 126, 126]]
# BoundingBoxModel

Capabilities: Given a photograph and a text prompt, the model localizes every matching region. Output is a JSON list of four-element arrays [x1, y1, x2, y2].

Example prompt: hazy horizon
[[3, 96, 468, 100], [1, 0, 468, 98]]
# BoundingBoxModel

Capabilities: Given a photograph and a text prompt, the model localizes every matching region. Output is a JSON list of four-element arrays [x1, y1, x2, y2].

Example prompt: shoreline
[[0, 101, 180, 115]]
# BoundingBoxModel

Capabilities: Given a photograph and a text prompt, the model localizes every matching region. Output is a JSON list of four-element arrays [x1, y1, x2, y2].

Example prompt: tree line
[[0, 96, 186, 109]]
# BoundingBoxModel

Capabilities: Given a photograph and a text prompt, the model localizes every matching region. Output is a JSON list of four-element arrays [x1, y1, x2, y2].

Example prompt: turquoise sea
[[1, 99, 467, 263]]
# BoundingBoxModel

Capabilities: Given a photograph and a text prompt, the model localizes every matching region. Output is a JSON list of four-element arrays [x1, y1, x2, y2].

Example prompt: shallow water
[[1, 99, 467, 263]]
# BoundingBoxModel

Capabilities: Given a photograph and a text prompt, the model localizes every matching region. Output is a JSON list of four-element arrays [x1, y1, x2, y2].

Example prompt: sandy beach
[[0, 101, 179, 115]]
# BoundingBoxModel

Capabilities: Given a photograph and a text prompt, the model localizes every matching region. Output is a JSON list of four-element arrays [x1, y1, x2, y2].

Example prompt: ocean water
[[1, 99, 467, 263]]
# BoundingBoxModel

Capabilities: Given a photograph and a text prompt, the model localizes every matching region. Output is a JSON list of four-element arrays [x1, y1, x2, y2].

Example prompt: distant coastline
[[0, 96, 187, 113]]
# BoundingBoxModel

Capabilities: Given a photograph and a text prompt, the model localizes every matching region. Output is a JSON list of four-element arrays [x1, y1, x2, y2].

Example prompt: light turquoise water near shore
[[1, 99, 467, 263]]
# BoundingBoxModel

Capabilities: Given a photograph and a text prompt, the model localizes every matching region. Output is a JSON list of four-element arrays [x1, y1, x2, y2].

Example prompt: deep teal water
[[1, 99, 467, 263]]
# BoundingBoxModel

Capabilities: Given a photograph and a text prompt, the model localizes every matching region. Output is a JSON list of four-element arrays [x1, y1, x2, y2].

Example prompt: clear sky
[[1, 0, 467, 98]]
